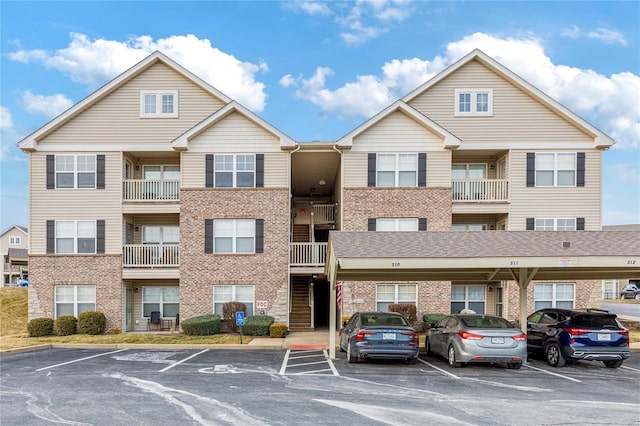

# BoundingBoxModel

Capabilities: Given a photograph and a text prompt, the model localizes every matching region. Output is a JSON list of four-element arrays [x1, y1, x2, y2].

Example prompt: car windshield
[[572, 315, 620, 328], [461, 316, 513, 329], [361, 314, 408, 327]]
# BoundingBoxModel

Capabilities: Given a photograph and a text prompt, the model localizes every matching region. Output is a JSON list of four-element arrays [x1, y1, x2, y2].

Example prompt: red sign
[[256, 300, 268, 310]]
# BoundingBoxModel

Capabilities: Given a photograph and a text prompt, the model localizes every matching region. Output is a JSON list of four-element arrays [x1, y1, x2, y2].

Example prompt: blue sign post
[[235, 311, 245, 344]]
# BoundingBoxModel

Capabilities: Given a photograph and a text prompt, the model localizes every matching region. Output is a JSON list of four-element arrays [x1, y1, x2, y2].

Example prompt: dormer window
[[455, 89, 493, 116], [140, 91, 178, 118]]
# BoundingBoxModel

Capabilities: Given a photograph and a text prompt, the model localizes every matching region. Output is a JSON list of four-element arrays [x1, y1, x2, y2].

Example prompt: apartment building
[[1, 225, 29, 286], [18, 50, 615, 332]]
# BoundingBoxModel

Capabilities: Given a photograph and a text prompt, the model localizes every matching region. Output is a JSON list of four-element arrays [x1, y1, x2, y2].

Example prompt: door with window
[[452, 164, 487, 199]]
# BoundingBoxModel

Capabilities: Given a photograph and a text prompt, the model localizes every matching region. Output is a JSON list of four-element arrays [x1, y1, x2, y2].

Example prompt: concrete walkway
[[248, 330, 339, 350]]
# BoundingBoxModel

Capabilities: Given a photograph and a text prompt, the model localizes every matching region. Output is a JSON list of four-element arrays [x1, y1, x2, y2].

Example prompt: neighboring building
[[18, 50, 616, 332], [601, 225, 640, 299], [0, 225, 29, 286]]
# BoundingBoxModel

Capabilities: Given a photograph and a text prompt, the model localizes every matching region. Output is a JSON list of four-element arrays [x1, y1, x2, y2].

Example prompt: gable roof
[[336, 100, 461, 149], [402, 49, 615, 149], [17, 51, 232, 151], [1, 225, 28, 238], [172, 100, 296, 150]]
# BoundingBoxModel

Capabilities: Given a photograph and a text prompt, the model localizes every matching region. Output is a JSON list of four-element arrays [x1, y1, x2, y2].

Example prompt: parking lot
[[1, 347, 638, 425]]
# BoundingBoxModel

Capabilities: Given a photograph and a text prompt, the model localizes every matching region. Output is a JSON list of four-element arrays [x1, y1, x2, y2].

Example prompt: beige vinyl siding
[[181, 112, 288, 187], [344, 111, 451, 187], [509, 150, 602, 230], [30, 152, 122, 254], [37, 63, 225, 149], [408, 60, 596, 147]]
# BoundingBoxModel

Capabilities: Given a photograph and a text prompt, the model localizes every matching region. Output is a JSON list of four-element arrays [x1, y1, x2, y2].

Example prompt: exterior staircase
[[289, 276, 313, 331]]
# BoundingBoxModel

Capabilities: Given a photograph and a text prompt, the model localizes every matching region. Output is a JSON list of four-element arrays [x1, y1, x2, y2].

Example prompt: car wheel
[[347, 341, 358, 364], [406, 357, 418, 365], [545, 342, 566, 367], [425, 338, 433, 356], [447, 345, 462, 368], [507, 361, 523, 370], [603, 359, 623, 368]]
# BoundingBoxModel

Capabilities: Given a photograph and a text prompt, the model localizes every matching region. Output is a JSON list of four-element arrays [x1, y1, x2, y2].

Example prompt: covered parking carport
[[325, 231, 640, 359]]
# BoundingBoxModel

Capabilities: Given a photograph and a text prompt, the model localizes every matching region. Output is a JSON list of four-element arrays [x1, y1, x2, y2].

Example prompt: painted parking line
[[280, 349, 339, 376], [417, 358, 461, 380], [523, 363, 582, 383], [36, 349, 129, 372], [159, 349, 209, 372], [620, 365, 640, 373]]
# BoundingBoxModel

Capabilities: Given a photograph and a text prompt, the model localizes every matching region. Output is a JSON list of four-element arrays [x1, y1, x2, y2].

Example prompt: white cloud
[[561, 25, 628, 46], [279, 74, 298, 88], [8, 33, 268, 112], [0, 106, 27, 163], [0, 106, 13, 130], [21, 90, 73, 118], [283, 1, 333, 16], [606, 163, 640, 185]]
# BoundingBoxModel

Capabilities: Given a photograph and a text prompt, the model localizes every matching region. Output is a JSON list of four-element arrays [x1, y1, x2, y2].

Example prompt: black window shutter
[[205, 154, 214, 188], [526, 153, 535, 187], [46, 220, 55, 253], [255, 219, 264, 253], [256, 154, 264, 188], [577, 217, 585, 231], [96, 155, 105, 189], [368, 218, 376, 231], [526, 218, 535, 231], [576, 152, 585, 187], [205, 219, 213, 253], [419, 218, 427, 231], [367, 153, 376, 187], [47, 155, 55, 189], [418, 153, 427, 187], [96, 220, 105, 253]]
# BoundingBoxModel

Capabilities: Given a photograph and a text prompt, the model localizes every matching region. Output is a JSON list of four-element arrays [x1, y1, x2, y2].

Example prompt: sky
[[1, 0, 639, 232]]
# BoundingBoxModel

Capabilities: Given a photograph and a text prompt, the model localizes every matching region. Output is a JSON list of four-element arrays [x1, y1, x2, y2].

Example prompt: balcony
[[290, 242, 327, 267], [452, 179, 509, 202], [123, 179, 180, 202], [311, 204, 335, 224], [123, 244, 179, 268]]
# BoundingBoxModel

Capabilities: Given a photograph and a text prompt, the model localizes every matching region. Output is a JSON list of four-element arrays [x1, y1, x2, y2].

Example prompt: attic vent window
[[562, 241, 571, 249]]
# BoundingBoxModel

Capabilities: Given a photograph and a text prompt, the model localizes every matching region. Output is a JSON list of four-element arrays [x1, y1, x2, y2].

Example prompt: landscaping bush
[[27, 317, 54, 337], [55, 315, 77, 336], [422, 313, 446, 328], [78, 311, 106, 335], [388, 303, 417, 325], [269, 323, 288, 338], [242, 315, 274, 336], [222, 301, 247, 333], [181, 314, 221, 336]]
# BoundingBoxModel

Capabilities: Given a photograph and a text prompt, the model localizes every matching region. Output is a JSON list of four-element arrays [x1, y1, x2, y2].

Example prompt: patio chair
[[147, 311, 161, 331]]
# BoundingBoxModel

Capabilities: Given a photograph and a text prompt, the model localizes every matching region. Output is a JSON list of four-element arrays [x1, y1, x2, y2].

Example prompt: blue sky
[[1, 1, 639, 231]]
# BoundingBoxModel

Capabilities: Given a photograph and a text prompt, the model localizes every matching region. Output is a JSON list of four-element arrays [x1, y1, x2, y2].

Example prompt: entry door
[[125, 288, 134, 331]]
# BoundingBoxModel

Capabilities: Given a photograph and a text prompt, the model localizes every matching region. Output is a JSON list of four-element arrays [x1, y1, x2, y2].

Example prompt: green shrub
[[55, 315, 77, 336], [222, 301, 247, 333], [181, 314, 221, 336], [423, 313, 446, 328], [27, 317, 54, 337], [269, 323, 288, 338], [78, 311, 106, 335], [388, 303, 417, 325], [242, 315, 274, 336]]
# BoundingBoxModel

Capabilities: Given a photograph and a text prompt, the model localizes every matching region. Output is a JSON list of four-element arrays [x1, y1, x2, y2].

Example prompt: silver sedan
[[426, 314, 527, 369]]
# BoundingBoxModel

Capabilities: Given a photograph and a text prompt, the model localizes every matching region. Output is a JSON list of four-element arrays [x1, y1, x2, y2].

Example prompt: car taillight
[[355, 330, 375, 341], [458, 331, 483, 340], [620, 329, 630, 342], [401, 331, 419, 343], [563, 327, 590, 336], [511, 333, 527, 341]]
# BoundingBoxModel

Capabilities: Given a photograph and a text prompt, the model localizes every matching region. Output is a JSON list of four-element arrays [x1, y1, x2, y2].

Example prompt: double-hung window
[[455, 89, 493, 116], [535, 218, 576, 231], [55, 285, 96, 318], [535, 153, 576, 187], [55, 155, 96, 189], [376, 284, 417, 311], [452, 224, 487, 231], [213, 285, 255, 316], [140, 91, 178, 118], [214, 219, 255, 253], [376, 218, 419, 231], [534, 283, 574, 310], [377, 153, 417, 187], [142, 287, 179, 317], [214, 154, 256, 187], [55, 220, 96, 254], [9, 236, 21, 245], [451, 285, 486, 314]]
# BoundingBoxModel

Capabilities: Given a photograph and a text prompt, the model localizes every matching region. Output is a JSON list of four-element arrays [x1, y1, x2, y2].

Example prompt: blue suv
[[527, 308, 630, 368]]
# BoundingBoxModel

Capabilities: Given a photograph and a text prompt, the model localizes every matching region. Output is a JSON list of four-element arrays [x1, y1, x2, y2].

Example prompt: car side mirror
[[342, 321, 348, 327]]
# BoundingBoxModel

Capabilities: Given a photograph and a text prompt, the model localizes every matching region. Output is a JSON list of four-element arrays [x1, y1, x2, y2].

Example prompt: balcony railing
[[123, 179, 180, 201], [290, 242, 327, 266], [311, 204, 335, 224], [452, 179, 509, 202], [123, 244, 179, 267]]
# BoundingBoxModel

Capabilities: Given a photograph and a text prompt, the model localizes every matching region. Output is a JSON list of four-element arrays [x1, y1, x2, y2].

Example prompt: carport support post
[[329, 276, 337, 360]]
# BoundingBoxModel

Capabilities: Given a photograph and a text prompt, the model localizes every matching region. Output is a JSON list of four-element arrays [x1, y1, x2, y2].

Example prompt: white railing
[[312, 204, 335, 224], [123, 179, 180, 201], [123, 244, 179, 267], [290, 242, 328, 266], [452, 179, 509, 202]]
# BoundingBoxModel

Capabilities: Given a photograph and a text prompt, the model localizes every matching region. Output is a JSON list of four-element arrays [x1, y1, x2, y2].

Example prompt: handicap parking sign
[[235, 311, 245, 326]]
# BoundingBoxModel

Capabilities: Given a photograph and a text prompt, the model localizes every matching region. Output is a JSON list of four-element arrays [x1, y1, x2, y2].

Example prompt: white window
[[455, 89, 493, 116], [602, 280, 619, 300], [214, 154, 256, 188], [55, 285, 96, 318], [9, 236, 21, 245], [376, 218, 418, 231], [142, 287, 179, 317], [55, 155, 96, 189], [142, 226, 179, 244], [55, 220, 96, 254], [214, 219, 255, 253], [451, 285, 486, 313], [452, 224, 487, 231], [213, 285, 255, 316], [376, 153, 417, 187], [535, 153, 576, 187], [534, 283, 574, 310], [535, 218, 576, 231], [140, 91, 178, 118], [376, 284, 417, 311]]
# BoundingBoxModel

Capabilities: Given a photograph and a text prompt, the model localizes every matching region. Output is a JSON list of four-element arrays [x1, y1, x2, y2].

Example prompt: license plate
[[382, 333, 396, 340], [597, 333, 611, 341], [491, 337, 504, 344]]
